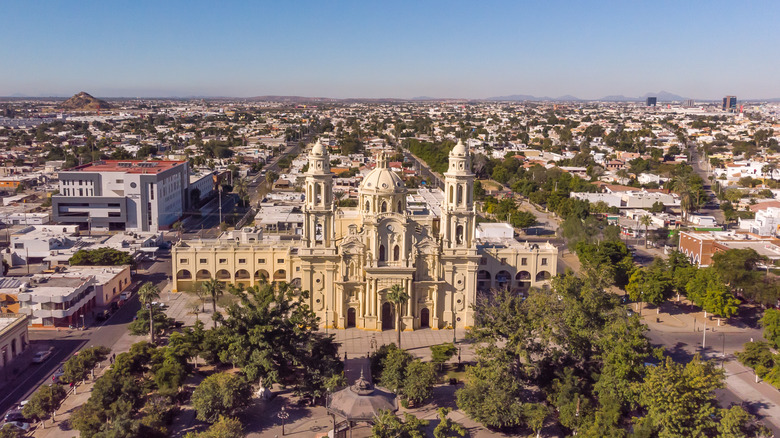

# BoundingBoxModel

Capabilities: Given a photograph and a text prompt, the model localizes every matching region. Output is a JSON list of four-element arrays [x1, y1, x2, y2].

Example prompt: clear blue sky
[[2, 1, 778, 99]]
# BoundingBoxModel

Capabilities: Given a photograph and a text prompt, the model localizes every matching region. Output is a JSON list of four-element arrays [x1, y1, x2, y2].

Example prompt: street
[[0, 249, 173, 420]]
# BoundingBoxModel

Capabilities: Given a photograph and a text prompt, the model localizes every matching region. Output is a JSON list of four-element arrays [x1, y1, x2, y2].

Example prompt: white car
[[32, 349, 53, 364], [4, 421, 31, 431]]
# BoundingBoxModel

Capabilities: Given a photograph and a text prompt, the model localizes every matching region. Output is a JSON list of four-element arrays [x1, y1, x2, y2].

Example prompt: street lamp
[[277, 406, 289, 436]]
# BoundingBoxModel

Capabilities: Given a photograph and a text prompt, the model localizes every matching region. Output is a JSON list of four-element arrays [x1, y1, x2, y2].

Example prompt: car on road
[[32, 348, 54, 364]]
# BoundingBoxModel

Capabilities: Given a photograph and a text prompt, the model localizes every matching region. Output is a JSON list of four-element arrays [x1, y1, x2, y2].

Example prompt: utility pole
[[702, 317, 707, 351], [218, 185, 223, 225]]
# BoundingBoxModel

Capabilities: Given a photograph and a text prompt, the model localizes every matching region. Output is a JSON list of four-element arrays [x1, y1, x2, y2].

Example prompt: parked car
[[4, 421, 30, 431], [52, 365, 65, 383], [32, 348, 54, 364], [4, 409, 26, 423]]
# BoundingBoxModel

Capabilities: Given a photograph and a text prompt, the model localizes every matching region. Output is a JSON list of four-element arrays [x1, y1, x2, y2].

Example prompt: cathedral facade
[[171, 140, 557, 331]]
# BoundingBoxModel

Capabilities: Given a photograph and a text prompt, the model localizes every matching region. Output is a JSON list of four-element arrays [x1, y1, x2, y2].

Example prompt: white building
[[740, 207, 780, 236], [52, 160, 189, 232]]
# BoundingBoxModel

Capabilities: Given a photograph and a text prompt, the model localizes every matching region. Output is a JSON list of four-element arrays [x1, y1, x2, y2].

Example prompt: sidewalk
[[722, 360, 780, 434]]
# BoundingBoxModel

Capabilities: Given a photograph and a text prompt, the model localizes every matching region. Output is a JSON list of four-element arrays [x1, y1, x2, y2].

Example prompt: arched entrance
[[381, 302, 394, 330], [420, 308, 430, 328], [347, 308, 356, 328], [195, 269, 211, 281]]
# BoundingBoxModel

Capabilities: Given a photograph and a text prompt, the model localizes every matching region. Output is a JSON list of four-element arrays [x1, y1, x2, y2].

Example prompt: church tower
[[439, 139, 479, 332], [440, 139, 475, 249], [303, 139, 334, 248], [300, 139, 340, 329]]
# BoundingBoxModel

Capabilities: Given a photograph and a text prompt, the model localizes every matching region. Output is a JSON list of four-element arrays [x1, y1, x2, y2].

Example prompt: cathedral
[[171, 140, 557, 331]]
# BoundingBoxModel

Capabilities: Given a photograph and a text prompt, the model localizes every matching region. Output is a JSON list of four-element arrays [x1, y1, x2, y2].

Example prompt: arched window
[[449, 185, 454, 203], [365, 200, 370, 212], [314, 183, 322, 204], [457, 185, 463, 205], [393, 245, 400, 261], [456, 225, 464, 244], [397, 200, 402, 212], [379, 245, 386, 261], [381, 201, 387, 212]]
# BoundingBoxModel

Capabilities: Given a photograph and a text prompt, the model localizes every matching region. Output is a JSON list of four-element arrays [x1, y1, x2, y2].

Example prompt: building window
[[258, 258, 266, 263], [480, 257, 487, 265], [500, 258, 507, 265], [179, 258, 188, 264], [219, 258, 227, 264], [277, 259, 284, 263], [14, 243, 23, 249], [199, 258, 207, 264], [238, 259, 246, 264], [521, 257, 527, 266], [541, 258, 548, 266]]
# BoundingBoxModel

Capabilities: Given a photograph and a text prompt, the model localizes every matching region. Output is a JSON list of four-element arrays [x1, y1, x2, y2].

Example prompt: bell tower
[[304, 139, 334, 248], [440, 139, 475, 249]]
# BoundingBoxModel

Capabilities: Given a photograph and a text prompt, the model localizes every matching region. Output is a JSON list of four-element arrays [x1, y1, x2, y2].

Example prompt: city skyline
[[2, 1, 779, 99]]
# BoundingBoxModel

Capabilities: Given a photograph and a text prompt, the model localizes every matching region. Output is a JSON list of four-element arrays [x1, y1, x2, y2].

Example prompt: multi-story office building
[[646, 97, 657, 107], [172, 140, 558, 331], [52, 160, 189, 232], [723, 96, 737, 112]]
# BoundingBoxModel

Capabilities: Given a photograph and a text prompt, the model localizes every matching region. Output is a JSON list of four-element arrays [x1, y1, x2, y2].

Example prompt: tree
[[625, 263, 673, 310], [184, 416, 244, 438], [69, 248, 134, 266], [523, 403, 549, 438], [62, 346, 110, 384], [685, 268, 740, 319], [386, 283, 409, 349], [639, 355, 724, 438], [639, 214, 652, 248], [216, 281, 341, 398], [379, 348, 413, 394], [191, 373, 253, 423], [402, 360, 436, 406], [371, 410, 428, 438], [456, 354, 525, 429], [433, 407, 468, 438], [760, 309, 780, 350], [265, 170, 278, 185], [201, 278, 224, 328], [233, 177, 249, 207], [717, 405, 772, 438], [138, 282, 161, 343], [22, 384, 66, 428], [430, 343, 457, 372], [0, 424, 23, 438]]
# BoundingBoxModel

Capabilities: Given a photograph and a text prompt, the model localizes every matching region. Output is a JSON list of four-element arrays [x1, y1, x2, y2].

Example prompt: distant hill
[[641, 91, 688, 102], [59, 92, 111, 110]]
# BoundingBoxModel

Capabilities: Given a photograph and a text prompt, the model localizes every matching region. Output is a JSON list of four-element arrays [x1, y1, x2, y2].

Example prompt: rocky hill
[[59, 92, 111, 110]]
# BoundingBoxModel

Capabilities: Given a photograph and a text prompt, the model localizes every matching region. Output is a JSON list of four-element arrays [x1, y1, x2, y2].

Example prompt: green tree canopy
[[191, 373, 253, 423], [70, 248, 134, 266], [638, 355, 724, 438]]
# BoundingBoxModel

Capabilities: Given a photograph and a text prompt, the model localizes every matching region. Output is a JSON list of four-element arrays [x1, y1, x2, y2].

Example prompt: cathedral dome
[[310, 139, 326, 157], [360, 166, 405, 194], [450, 139, 467, 157]]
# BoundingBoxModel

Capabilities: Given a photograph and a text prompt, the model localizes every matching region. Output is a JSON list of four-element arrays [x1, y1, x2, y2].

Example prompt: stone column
[[405, 278, 412, 317]]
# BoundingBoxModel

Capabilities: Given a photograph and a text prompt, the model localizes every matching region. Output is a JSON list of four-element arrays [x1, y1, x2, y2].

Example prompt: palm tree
[[386, 283, 409, 350], [201, 278, 224, 328], [137, 282, 161, 343], [233, 177, 249, 207], [639, 214, 653, 248]]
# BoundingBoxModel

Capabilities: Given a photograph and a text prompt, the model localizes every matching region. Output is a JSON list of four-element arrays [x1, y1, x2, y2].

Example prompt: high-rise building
[[684, 99, 696, 108], [646, 97, 657, 107], [723, 96, 737, 112]]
